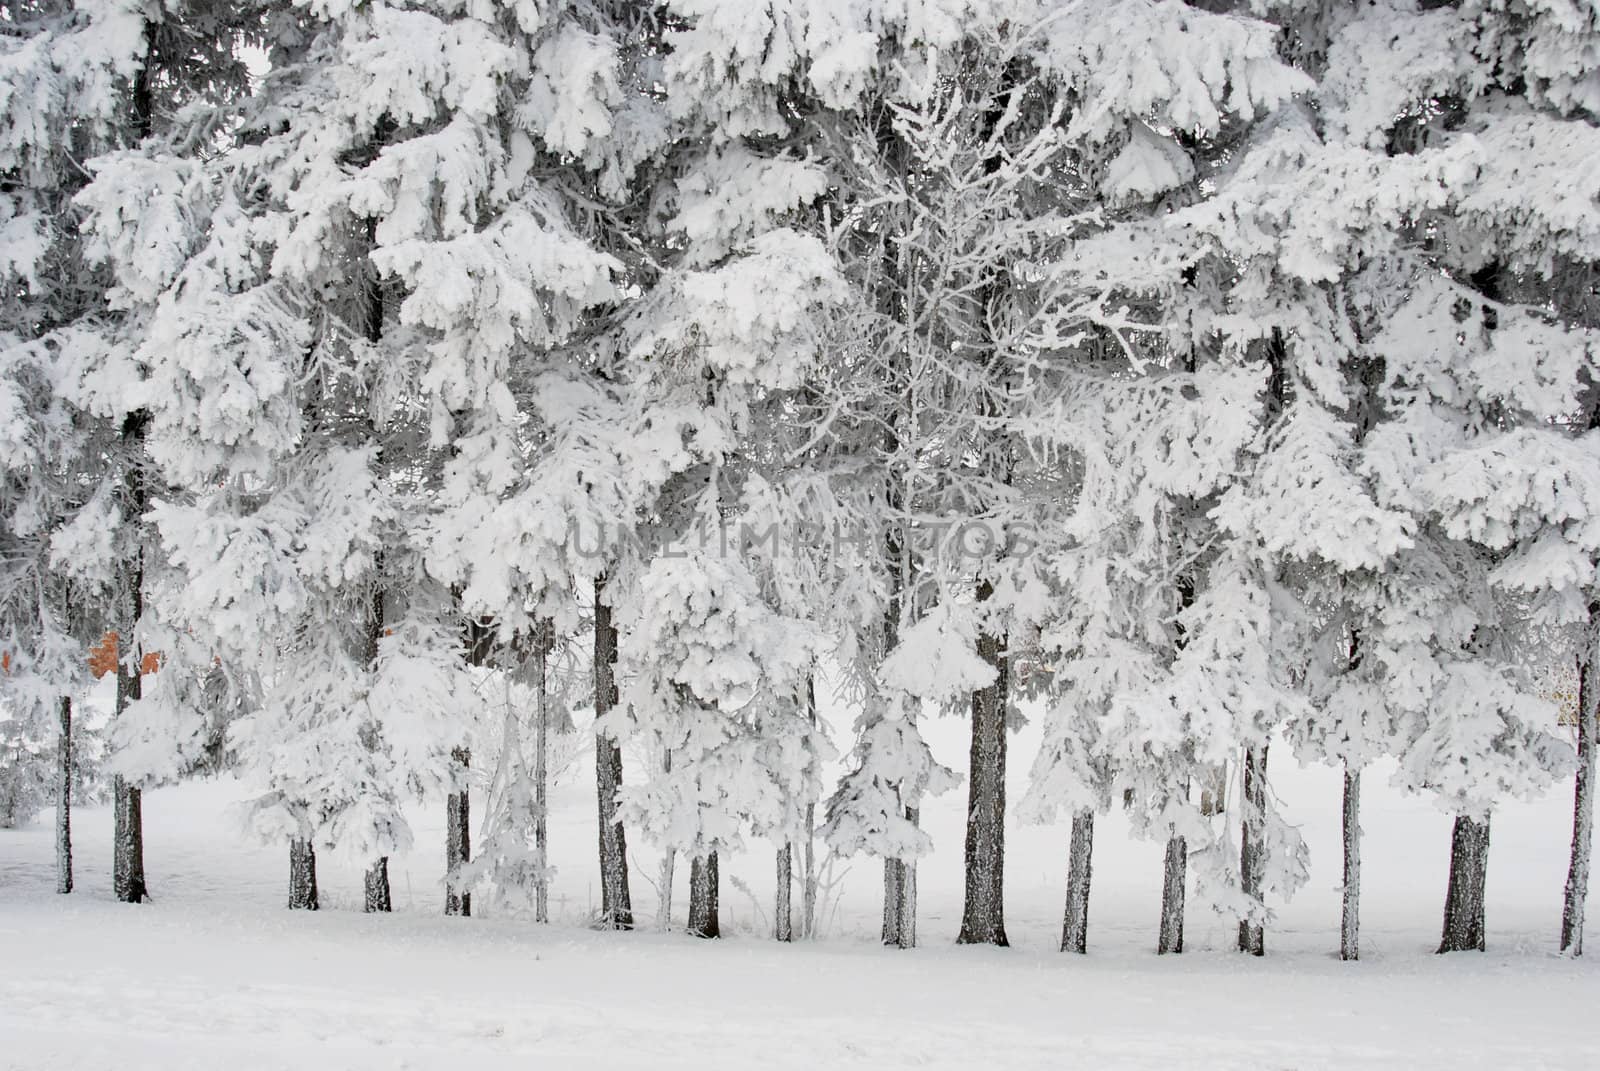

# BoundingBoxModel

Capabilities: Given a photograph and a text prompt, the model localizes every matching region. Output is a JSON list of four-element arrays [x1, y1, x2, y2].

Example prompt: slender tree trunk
[[657, 849, 676, 932], [1342, 765, 1362, 961], [776, 843, 793, 942], [687, 851, 719, 938], [289, 838, 319, 910], [445, 746, 471, 916], [901, 831, 917, 948], [113, 594, 148, 904], [594, 576, 633, 929], [801, 677, 818, 940], [1160, 579, 1196, 955], [1237, 743, 1267, 956], [447, 608, 492, 917], [1560, 405, 1600, 951], [1439, 814, 1490, 952], [1061, 808, 1094, 953], [1158, 832, 1186, 954], [364, 858, 391, 912], [801, 801, 817, 939], [55, 695, 72, 895], [357, 181, 399, 916], [534, 625, 551, 924], [877, 347, 918, 950], [1341, 632, 1365, 961], [959, 580, 1009, 946], [875, 586, 918, 948], [1562, 625, 1598, 955]]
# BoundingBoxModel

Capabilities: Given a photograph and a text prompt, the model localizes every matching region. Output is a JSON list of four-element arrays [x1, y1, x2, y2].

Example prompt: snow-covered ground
[[4, 708, 1598, 1069]]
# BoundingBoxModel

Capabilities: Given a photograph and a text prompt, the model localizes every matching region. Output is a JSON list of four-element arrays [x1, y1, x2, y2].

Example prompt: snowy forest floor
[[4, 710, 1599, 1069]]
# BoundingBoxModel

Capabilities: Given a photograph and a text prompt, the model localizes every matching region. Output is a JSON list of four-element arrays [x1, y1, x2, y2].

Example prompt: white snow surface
[[3, 707, 1598, 1070]]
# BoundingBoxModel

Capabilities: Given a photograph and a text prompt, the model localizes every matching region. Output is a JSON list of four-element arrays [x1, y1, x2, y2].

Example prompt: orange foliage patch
[[88, 632, 161, 679]]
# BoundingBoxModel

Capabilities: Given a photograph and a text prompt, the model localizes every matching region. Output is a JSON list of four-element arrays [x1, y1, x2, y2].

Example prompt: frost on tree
[[614, 550, 822, 939]]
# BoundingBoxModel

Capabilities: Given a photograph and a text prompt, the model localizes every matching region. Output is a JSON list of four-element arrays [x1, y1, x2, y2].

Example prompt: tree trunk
[[1440, 814, 1490, 952], [594, 576, 633, 929], [1159, 580, 1194, 955], [112, 772, 147, 903], [1342, 765, 1362, 961], [882, 819, 919, 948], [364, 858, 391, 912], [1562, 627, 1598, 955], [687, 851, 719, 938], [776, 843, 793, 942], [111, 17, 154, 913], [534, 628, 551, 924], [361, 581, 392, 914], [901, 835, 917, 948], [801, 801, 817, 939], [657, 849, 676, 932], [55, 695, 72, 895], [1560, 405, 1600, 951], [1061, 808, 1094, 954], [801, 677, 818, 940], [446, 606, 491, 917], [883, 857, 904, 945], [1237, 743, 1267, 956], [1158, 832, 1186, 954], [445, 746, 471, 916], [289, 838, 319, 910], [113, 622, 148, 903], [958, 581, 1009, 946]]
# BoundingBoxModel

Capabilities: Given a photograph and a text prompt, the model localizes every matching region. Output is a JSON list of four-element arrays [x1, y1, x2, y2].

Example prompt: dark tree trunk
[[445, 746, 471, 917], [881, 823, 918, 948], [1061, 808, 1094, 954], [883, 857, 904, 945], [55, 695, 72, 895], [687, 852, 719, 938], [776, 843, 793, 942], [362, 582, 392, 914], [112, 523, 148, 905], [958, 580, 1009, 946], [365, 858, 391, 912], [594, 576, 633, 929], [289, 838, 319, 910], [113, 30, 155, 906], [1440, 814, 1490, 952], [112, 772, 146, 903], [1158, 832, 1186, 954], [1562, 627, 1598, 955], [1237, 744, 1267, 956], [1342, 765, 1362, 961]]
